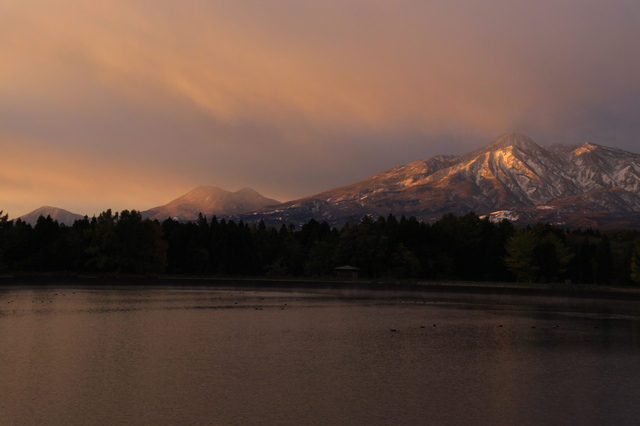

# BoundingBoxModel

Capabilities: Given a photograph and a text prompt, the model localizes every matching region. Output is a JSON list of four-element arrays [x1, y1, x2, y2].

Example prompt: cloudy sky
[[2, 0, 639, 218]]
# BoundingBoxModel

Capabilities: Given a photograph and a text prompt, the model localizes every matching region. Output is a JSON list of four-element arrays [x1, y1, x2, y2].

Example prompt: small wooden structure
[[335, 265, 360, 280]]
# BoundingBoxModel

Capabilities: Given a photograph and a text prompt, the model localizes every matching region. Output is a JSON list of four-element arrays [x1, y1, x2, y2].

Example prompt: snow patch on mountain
[[484, 210, 520, 223], [232, 132, 640, 227]]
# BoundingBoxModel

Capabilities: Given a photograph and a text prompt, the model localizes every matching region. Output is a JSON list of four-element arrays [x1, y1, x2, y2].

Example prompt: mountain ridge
[[19, 206, 85, 226], [232, 133, 640, 228], [12, 133, 640, 229], [141, 186, 280, 222]]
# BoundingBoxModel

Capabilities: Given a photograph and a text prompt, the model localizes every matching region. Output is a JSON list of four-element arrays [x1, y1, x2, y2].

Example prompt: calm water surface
[[1, 285, 640, 425]]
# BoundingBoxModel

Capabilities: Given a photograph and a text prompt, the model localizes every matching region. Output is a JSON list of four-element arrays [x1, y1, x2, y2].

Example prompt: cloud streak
[[1, 0, 639, 217]]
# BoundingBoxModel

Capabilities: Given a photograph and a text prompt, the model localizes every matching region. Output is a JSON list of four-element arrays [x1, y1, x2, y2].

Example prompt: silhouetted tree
[[504, 230, 539, 282], [630, 239, 640, 285], [86, 210, 167, 274], [0, 211, 10, 271], [2, 219, 32, 271], [595, 235, 614, 284]]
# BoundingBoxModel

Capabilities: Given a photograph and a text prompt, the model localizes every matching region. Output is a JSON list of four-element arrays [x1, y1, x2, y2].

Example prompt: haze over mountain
[[3, 2, 640, 225], [233, 133, 640, 229], [19, 206, 85, 226], [12, 133, 640, 230], [141, 186, 280, 222]]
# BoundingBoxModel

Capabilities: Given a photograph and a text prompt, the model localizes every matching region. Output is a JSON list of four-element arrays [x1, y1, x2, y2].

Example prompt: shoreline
[[2, 275, 640, 303]]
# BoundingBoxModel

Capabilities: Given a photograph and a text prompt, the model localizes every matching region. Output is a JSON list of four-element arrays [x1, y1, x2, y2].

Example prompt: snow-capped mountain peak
[[233, 133, 640, 228]]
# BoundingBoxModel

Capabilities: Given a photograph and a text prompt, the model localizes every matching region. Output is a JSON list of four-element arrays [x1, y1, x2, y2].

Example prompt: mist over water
[[1, 285, 640, 425]]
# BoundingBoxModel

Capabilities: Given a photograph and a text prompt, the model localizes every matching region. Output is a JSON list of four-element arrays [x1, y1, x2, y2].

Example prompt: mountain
[[233, 133, 640, 229], [19, 206, 85, 226], [141, 186, 280, 222]]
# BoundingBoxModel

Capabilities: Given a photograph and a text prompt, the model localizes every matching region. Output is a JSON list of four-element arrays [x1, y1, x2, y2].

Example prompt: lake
[[1, 283, 640, 425]]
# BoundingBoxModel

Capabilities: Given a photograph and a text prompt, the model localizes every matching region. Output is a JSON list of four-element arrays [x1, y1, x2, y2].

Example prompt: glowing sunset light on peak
[[1, 0, 639, 218]]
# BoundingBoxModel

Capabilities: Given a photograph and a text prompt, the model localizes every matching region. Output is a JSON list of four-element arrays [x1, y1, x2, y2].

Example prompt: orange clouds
[[0, 135, 193, 218], [4, 0, 638, 130], [1, 0, 639, 218]]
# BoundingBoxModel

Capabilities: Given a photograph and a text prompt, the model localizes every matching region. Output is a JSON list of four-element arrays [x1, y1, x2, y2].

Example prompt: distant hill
[[141, 186, 280, 222], [15, 133, 640, 229], [231, 133, 640, 229], [19, 206, 85, 226]]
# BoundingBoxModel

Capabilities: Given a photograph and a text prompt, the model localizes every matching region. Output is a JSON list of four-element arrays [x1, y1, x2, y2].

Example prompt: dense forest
[[2, 209, 640, 285]]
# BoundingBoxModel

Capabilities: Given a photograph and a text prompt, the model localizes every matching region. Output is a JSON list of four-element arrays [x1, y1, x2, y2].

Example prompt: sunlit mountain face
[[231, 133, 640, 229], [141, 186, 280, 222], [16, 134, 640, 229]]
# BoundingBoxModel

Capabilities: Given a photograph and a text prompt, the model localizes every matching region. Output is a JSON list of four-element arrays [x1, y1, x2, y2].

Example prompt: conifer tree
[[630, 239, 640, 285], [504, 230, 539, 282]]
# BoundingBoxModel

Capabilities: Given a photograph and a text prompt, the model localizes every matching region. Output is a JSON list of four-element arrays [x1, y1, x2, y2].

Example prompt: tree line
[[2, 209, 640, 284]]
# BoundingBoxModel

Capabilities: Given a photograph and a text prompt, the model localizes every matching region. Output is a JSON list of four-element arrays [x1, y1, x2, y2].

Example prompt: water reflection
[[1, 286, 639, 425]]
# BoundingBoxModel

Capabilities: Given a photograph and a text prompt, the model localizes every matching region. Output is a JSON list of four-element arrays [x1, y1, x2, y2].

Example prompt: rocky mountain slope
[[19, 206, 85, 226], [234, 133, 640, 228], [141, 186, 280, 222]]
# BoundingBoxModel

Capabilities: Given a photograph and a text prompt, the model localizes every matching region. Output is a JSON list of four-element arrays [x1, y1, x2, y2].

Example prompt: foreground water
[[1, 285, 640, 425]]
